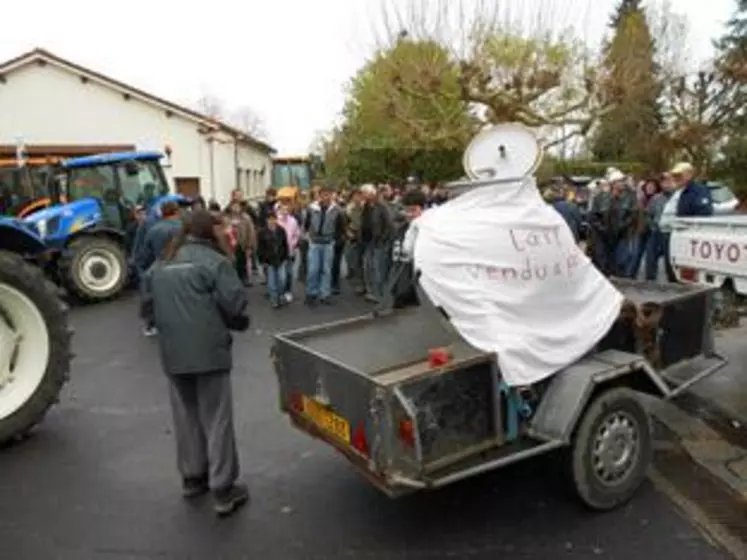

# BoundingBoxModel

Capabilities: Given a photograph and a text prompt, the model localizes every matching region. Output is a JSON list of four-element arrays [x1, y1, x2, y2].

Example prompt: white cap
[[670, 162, 694, 175], [606, 168, 625, 183]]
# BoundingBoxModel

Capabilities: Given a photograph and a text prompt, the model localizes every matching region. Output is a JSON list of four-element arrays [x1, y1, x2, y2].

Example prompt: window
[[67, 166, 117, 202], [116, 160, 169, 206], [708, 184, 735, 204], [272, 163, 311, 189]]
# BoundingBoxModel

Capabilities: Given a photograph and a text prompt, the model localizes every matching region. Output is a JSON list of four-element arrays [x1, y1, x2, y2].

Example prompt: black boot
[[213, 483, 250, 517]]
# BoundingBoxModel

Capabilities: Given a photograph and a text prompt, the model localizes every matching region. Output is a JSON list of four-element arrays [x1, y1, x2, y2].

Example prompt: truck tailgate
[[670, 217, 747, 291]]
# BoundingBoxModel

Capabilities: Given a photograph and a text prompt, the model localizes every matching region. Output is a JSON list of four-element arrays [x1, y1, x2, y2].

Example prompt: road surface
[[0, 291, 734, 560]]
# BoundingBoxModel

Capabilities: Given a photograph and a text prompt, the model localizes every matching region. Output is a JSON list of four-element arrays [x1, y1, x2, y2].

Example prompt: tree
[[327, 38, 475, 183], [230, 106, 269, 141], [591, 0, 662, 168], [368, 0, 628, 149], [194, 93, 269, 141], [660, 70, 743, 170], [657, 0, 747, 171]]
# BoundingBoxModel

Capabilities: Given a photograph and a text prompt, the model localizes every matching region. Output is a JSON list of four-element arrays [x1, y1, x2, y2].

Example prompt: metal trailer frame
[[273, 274, 727, 500]]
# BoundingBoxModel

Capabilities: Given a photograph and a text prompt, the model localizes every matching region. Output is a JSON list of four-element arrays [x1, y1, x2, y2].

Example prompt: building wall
[[236, 143, 272, 199], [0, 62, 271, 205]]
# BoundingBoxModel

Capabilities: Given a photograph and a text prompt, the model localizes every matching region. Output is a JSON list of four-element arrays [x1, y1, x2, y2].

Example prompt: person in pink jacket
[[276, 204, 301, 302]]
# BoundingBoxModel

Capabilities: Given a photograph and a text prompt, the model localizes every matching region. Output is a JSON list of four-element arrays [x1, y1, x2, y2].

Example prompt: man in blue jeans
[[304, 184, 344, 305]]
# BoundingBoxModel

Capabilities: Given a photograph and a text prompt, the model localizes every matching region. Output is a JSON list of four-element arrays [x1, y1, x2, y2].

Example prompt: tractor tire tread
[[0, 250, 73, 445]]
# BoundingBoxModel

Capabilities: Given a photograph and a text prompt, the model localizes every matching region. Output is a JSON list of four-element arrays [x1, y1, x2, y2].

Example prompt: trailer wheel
[[0, 250, 73, 445], [61, 236, 128, 302], [569, 387, 652, 511]]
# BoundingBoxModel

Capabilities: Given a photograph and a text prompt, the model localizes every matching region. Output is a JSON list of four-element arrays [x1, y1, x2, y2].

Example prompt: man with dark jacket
[[549, 185, 583, 243], [137, 201, 182, 336], [360, 184, 395, 303], [304, 184, 344, 305], [672, 162, 713, 217], [589, 172, 636, 276], [144, 210, 250, 518]]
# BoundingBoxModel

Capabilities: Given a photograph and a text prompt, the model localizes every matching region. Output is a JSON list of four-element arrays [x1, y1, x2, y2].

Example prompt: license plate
[[301, 396, 350, 444]]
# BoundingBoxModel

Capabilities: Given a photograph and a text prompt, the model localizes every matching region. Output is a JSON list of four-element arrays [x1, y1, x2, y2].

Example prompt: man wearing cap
[[671, 162, 713, 218], [589, 169, 637, 276]]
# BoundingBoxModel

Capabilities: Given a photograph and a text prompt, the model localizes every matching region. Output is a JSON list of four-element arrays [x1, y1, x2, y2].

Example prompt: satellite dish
[[463, 123, 543, 182]]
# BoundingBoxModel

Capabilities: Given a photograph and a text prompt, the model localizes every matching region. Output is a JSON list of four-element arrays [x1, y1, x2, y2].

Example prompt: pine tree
[[610, 0, 643, 28], [716, 0, 747, 76], [593, 1, 663, 168]]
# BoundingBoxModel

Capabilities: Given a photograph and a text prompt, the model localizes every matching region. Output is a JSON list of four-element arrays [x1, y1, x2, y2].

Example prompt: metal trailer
[[272, 278, 726, 511]]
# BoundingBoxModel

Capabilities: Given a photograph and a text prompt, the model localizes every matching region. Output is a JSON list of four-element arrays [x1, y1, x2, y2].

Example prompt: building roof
[[0, 48, 276, 155], [63, 151, 163, 169]]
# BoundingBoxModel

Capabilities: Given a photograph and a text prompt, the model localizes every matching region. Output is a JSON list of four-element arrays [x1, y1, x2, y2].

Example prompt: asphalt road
[[0, 288, 733, 560]]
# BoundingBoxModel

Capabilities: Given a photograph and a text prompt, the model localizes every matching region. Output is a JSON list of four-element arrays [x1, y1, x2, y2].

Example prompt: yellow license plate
[[302, 396, 351, 444]]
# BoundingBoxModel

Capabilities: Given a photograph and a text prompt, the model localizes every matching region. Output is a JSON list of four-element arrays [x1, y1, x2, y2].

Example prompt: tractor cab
[[0, 158, 60, 217], [59, 151, 170, 232]]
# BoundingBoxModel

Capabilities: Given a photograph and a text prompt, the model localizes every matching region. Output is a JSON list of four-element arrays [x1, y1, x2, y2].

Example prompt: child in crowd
[[257, 212, 290, 308], [276, 203, 301, 303]]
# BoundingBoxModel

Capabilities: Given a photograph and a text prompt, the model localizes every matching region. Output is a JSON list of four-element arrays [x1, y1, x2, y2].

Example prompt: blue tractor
[[20, 151, 188, 303]]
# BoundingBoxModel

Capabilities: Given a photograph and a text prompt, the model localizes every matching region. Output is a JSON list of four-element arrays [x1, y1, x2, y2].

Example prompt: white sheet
[[411, 177, 624, 387]]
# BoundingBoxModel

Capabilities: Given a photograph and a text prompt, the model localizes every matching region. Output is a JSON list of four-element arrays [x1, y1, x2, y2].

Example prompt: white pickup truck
[[669, 215, 747, 301]]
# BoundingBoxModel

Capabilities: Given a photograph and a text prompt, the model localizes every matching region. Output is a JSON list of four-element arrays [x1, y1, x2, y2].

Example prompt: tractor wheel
[[60, 236, 128, 302], [0, 250, 73, 445], [569, 387, 652, 511]]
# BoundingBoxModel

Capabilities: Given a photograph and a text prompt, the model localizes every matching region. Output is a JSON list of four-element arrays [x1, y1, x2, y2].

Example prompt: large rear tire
[[0, 250, 73, 445], [60, 236, 128, 302]]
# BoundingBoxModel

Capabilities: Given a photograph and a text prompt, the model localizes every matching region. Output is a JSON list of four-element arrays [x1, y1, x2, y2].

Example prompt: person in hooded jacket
[[143, 210, 250, 518]]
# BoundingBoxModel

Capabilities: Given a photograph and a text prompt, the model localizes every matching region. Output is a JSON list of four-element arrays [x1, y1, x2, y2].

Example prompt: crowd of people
[[129, 160, 711, 518], [546, 161, 713, 282], [132, 181, 449, 324]]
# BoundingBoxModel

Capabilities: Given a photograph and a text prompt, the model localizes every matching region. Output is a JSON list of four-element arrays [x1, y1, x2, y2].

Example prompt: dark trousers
[[298, 239, 309, 285], [331, 240, 344, 292], [167, 372, 239, 492], [234, 246, 248, 283]]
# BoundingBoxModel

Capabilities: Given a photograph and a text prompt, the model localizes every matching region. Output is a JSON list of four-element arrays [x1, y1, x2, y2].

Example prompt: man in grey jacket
[[304, 184, 344, 305], [144, 210, 250, 517]]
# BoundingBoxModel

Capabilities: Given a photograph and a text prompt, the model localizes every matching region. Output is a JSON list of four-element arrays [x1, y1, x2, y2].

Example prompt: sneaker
[[304, 295, 317, 306], [182, 475, 209, 499], [271, 301, 280, 309], [283, 292, 294, 303], [213, 483, 250, 517], [364, 293, 379, 303], [143, 326, 158, 337], [319, 297, 333, 305]]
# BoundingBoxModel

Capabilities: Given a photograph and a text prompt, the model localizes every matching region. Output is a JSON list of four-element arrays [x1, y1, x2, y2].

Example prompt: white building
[[0, 48, 275, 203]]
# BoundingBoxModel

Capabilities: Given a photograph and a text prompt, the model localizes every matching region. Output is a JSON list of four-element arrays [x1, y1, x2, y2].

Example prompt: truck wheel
[[61, 236, 128, 302], [714, 284, 740, 328], [569, 387, 652, 511], [0, 250, 73, 445]]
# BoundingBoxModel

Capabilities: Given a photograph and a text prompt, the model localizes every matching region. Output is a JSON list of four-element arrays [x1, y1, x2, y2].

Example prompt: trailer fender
[[528, 349, 668, 443]]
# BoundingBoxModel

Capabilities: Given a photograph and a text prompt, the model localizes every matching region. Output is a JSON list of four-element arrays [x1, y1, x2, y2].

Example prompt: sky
[[0, 0, 738, 155]]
